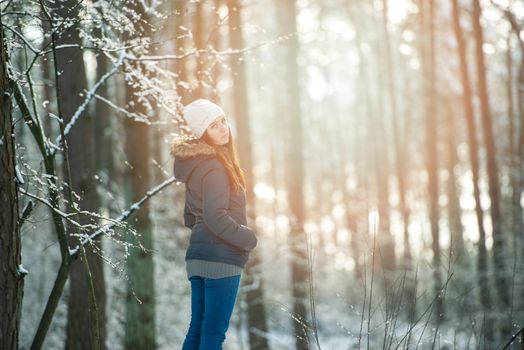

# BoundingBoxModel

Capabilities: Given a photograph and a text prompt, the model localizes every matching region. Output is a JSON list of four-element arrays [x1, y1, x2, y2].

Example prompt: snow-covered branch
[[18, 187, 85, 230], [69, 176, 179, 258], [1, 23, 39, 53], [123, 35, 299, 62], [93, 93, 152, 124], [53, 51, 126, 153]]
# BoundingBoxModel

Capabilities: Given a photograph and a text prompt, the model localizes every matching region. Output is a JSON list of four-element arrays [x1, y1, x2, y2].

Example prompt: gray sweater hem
[[186, 259, 243, 279]]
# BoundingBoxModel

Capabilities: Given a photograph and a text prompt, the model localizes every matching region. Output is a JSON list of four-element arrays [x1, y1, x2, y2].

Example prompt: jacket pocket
[[190, 226, 216, 245]]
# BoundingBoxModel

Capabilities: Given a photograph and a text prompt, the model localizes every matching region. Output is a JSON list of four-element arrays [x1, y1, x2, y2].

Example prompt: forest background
[[1, 0, 524, 349]]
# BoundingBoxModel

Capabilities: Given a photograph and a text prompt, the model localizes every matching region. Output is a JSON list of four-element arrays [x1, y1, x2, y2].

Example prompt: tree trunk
[[51, 1, 106, 348], [443, 99, 466, 261], [382, 0, 411, 265], [419, 0, 443, 321], [394, 23, 419, 322], [472, 0, 510, 324], [0, 17, 23, 350], [371, 6, 395, 276], [380, 0, 418, 323], [193, 0, 206, 99], [508, 13, 524, 322], [210, 0, 222, 102], [365, 3, 397, 339], [227, 1, 270, 348], [277, 0, 310, 348], [450, 0, 493, 339], [497, 4, 524, 328], [346, 2, 372, 281], [93, 2, 115, 206], [123, 3, 156, 349]]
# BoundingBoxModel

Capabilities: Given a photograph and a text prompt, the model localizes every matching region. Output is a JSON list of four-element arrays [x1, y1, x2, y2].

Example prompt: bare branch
[[122, 35, 299, 62]]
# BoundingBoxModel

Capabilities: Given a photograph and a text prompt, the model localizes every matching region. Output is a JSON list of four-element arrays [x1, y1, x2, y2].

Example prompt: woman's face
[[204, 115, 230, 145]]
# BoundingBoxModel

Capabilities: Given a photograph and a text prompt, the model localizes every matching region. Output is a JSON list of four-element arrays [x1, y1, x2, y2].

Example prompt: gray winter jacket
[[172, 138, 257, 268]]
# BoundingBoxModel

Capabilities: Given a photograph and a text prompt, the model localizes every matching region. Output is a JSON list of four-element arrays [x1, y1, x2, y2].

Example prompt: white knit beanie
[[183, 99, 226, 139]]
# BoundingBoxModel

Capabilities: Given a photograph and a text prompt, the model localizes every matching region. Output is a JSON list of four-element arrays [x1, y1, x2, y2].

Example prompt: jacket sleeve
[[183, 200, 196, 229], [201, 165, 257, 251]]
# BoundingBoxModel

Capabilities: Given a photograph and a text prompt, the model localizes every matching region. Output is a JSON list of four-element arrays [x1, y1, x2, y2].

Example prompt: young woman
[[171, 99, 258, 349]]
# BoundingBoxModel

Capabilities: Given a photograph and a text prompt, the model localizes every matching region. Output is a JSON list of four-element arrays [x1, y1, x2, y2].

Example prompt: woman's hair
[[202, 129, 246, 194]]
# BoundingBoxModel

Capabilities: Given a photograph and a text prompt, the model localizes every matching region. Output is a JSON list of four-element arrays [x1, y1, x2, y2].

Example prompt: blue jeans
[[182, 275, 241, 350]]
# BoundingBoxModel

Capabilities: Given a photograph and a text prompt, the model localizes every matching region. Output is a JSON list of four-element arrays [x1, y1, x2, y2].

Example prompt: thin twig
[[305, 232, 321, 350], [367, 215, 377, 350], [395, 272, 454, 350], [502, 326, 524, 350]]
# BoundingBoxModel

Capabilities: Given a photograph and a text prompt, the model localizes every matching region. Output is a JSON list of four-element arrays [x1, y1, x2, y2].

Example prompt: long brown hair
[[202, 129, 246, 194]]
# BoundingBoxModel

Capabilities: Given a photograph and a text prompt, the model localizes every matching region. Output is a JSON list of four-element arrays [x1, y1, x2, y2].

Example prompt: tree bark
[[0, 16, 23, 350], [50, 1, 106, 348], [123, 3, 156, 349], [227, 1, 270, 348]]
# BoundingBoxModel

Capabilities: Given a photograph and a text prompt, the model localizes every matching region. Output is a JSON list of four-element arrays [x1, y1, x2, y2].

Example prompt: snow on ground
[[17, 177, 514, 349]]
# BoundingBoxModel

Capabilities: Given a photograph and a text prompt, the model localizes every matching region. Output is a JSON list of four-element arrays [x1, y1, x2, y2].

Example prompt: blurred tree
[[370, 2, 396, 275], [210, 0, 222, 101], [276, 0, 311, 348], [172, 0, 191, 105], [123, 2, 156, 349], [190, 0, 223, 101], [227, 1, 270, 348], [472, 0, 510, 329], [379, 0, 418, 323], [494, 3, 524, 327], [443, 98, 466, 262], [419, 0, 443, 322], [39, 10, 54, 139], [502, 7, 524, 327], [395, 11, 419, 323], [49, 1, 107, 348], [345, 1, 370, 281], [451, 0, 493, 339], [382, 0, 410, 269], [194, 0, 205, 99], [94, 1, 115, 183]]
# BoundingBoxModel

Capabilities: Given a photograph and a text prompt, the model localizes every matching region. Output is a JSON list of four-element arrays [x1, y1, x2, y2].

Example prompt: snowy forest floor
[[17, 177, 522, 349]]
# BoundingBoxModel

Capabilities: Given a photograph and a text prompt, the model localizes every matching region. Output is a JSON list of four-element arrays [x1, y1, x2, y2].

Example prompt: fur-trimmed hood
[[171, 138, 217, 183], [171, 138, 216, 159]]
